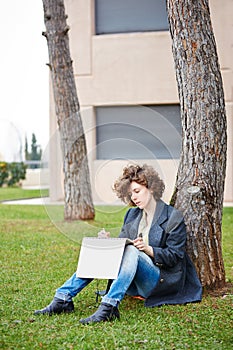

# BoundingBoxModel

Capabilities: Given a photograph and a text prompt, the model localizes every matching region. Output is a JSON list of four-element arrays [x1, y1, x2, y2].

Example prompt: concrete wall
[[21, 169, 49, 188], [49, 0, 233, 204]]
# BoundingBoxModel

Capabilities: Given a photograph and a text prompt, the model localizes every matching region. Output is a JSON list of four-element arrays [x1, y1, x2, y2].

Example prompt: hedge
[[0, 162, 27, 187]]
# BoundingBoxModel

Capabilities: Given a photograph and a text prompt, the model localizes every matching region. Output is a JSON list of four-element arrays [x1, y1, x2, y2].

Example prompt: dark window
[[95, 0, 168, 35], [96, 105, 181, 160]]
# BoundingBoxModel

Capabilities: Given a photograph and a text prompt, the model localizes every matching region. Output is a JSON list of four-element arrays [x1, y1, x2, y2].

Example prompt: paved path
[[1, 197, 62, 205], [2, 197, 232, 207]]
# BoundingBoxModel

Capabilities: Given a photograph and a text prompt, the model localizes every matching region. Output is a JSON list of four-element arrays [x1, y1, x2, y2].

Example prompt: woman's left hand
[[133, 237, 154, 257]]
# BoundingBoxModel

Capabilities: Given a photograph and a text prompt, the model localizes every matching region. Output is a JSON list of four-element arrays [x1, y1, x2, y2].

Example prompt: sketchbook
[[76, 237, 133, 279]]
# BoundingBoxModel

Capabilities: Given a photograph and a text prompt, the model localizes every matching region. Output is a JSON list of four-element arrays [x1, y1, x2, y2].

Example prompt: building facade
[[49, 0, 233, 205]]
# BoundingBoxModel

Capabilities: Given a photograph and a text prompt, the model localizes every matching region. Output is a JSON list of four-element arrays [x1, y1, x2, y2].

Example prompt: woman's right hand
[[97, 228, 110, 238]]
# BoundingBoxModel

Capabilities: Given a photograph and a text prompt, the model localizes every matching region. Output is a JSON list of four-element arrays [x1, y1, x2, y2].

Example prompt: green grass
[[0, 205, 232, 350], [0, 187, 49, 202], [222, 207, 233, 282]]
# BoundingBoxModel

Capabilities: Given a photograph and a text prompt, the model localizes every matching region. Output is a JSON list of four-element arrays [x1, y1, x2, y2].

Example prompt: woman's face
[[129, 181, 153, 210]]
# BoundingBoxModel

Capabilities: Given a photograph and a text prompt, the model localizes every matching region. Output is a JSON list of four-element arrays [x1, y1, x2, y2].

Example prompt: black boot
[[34, 297, 74, 315], [79, 302, 120, 325]]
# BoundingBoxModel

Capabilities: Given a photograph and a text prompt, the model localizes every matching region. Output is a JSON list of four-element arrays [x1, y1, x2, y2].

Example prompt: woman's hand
[[97, 228, 110, 238], [133, 237, 154, 257]]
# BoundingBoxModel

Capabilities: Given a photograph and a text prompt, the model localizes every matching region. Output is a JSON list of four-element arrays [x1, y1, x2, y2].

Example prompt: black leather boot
[[79, 302, 120, 325], [34, 297, 74, 315]]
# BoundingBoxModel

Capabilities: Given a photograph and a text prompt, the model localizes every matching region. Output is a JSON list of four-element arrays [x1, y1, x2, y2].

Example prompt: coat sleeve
[[117, 209, 130, 238], [118, 208, 139, 239], [152, 212, 187, 268]]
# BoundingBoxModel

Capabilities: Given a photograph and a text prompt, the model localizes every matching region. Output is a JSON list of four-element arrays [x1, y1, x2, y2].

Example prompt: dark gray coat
[[118, 200, 202, 307]]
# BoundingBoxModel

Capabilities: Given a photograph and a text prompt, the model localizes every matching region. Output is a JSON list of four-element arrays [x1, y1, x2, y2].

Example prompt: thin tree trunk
[[42, 0, 95, 220], [167, 0, 227, 290]]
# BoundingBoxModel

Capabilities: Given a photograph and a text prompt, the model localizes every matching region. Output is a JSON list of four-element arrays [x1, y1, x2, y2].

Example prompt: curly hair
[[113, 164, 165, 206]]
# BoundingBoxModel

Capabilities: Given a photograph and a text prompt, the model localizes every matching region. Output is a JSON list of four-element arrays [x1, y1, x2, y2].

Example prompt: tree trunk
[[42, 0, 95, 220], [167, 0, 227, 290]]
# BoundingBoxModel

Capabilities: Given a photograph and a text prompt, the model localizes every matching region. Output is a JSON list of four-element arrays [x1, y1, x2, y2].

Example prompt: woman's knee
[[124, 244, 139, 258], [121, 245, 139, 268]]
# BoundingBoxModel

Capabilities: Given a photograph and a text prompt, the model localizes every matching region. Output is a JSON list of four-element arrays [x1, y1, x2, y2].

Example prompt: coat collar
[[151, 200, 168, 227], [149, 200, 168, 246], [126, 200, 168, 241]]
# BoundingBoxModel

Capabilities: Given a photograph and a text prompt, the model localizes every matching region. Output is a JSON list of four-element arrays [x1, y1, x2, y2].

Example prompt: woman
[[34, 164, 202, 324]]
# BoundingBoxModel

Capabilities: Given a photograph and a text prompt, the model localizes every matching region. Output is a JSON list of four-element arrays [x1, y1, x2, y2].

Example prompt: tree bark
[[167, 0, 227, 290], [42, 0, 95, 220]]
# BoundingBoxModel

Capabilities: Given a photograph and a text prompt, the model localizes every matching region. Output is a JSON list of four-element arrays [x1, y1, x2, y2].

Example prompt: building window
[[96, 105, 181, 160], [95, 0, 168, 35]]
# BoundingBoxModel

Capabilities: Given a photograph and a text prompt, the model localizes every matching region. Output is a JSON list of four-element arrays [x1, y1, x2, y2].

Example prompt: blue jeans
[[55, 245, 160, 307]]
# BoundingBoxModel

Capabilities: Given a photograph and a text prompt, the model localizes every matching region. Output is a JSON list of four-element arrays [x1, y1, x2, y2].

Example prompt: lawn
[[0, 187, 49, 202], [0, 201, 232, 350]]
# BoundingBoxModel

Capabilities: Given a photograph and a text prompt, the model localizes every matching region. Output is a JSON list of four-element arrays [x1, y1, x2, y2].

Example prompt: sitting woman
[[34, 164, 202, 324]]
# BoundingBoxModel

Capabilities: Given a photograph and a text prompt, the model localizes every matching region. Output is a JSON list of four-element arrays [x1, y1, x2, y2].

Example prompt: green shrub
[[0, 162, 27, 187], [0, 162, 8, 186]]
